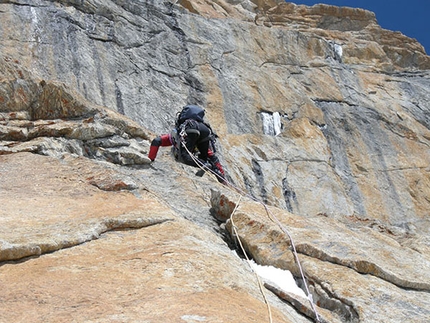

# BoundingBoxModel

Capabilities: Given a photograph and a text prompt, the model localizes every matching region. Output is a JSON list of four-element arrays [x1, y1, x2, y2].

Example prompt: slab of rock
[[0, 151, 304, 323], [0, 152, 171, 261], [0, 66, 152, 166], [211, 190, 430, 322], [0, 219, 297, 322]]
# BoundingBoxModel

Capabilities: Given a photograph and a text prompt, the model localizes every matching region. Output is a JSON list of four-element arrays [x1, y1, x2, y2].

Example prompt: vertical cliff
[[1, 1, 429, 322], [2, 0, 428, 231]]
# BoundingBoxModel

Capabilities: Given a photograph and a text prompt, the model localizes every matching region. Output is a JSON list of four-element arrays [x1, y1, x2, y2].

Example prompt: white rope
[[179, 139, 227, 184], [180, 139, 321, 322], [260, 203, 321, 322], [230, 195, 273, 323]]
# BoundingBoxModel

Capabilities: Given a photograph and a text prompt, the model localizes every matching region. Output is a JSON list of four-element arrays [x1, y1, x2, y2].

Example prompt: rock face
[[1, 1, 429, 322], [0, 56, 153, 165]]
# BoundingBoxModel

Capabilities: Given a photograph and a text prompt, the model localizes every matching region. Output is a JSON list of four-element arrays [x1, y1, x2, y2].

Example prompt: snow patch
[[328, 41, 343, 62], [248, 260, 307, 298], [334, 43, 343, 60], [30, 7, 38, 24], [181, 314, 207, 322], [261, 112, 282, 136]]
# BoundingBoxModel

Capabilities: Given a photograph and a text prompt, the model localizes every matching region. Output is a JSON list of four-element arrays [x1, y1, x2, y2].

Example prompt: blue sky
[[289, 1, 428, 54]]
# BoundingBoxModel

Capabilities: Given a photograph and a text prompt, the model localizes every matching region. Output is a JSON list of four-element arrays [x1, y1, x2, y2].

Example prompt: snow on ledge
[[248, 260, 307, 298]]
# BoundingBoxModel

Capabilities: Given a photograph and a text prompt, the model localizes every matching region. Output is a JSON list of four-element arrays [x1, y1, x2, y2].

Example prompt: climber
[[148, 104, 226, 184]]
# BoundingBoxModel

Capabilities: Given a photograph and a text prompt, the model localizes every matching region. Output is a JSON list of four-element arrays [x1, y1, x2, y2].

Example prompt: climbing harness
[[180, 141, 321, 322]]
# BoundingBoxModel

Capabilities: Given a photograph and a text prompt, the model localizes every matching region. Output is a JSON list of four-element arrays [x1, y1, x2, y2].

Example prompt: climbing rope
[[230, 195, 273, 323], [180, 140, 321, 322], [260, 203, 321, 323]]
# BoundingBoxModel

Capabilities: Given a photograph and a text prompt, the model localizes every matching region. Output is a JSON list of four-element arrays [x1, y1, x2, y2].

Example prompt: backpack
[[175, 105, 205, 129]]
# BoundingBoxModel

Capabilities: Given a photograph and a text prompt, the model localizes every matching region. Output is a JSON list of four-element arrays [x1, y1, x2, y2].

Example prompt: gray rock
[[1, 1, 429, 322]]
